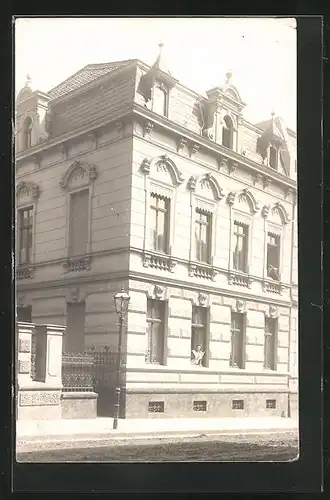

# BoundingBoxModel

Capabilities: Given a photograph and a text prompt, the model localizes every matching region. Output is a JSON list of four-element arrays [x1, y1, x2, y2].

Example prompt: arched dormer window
[[23, 116, 33, 149], [269, 146, 278, 169], [222, 115, 233, 149], [153, 84, 168, 117]]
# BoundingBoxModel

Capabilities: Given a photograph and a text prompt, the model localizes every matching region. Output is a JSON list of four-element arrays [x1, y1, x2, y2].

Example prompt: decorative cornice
[[143, 121, 154, 137], [188, 262, 217, 281], [228, 160, 238, 175], [177, 136, 187, 153], [63, 255, 91, 273], [227, 191, 236, 206], [228, 272, 252, 289], [189, 143, 200, 157]]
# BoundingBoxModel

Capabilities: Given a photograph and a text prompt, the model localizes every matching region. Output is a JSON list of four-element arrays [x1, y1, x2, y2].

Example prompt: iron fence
[[62, 352, 94, 392]]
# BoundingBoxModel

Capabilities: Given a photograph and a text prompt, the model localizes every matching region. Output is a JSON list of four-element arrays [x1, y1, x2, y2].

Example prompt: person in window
[[267, 265, 280, 281], [191, 344, 205, 366]]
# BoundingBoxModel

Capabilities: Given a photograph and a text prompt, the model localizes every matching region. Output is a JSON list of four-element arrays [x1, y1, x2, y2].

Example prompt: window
[[222, 116, 233, 149], [193, 401, 207, 412], [65, 302, 86, 352], [230, 312, 245, 368], [149, 194, 170, 253], [23, 116, 33, 149], [153, 85, 168, 117], [17, 305, 32, 322], [266, 399, 277, 409], [146, 300, 165, 364], [269, 146, 278, 169], [233, 222, 248, 272], [195, 209, 212, 263], [69, 189, 89, 257], [264, 317, 277, 370], [18, 206, 33, 265], [148, 401, 165, 413], [191, 306, 207, 367], [267, 232, 281, 280], [232, 399, 244, 410]]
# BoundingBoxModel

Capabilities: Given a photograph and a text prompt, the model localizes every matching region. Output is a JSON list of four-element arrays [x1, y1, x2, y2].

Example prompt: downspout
[[287, 189, 297, 418]]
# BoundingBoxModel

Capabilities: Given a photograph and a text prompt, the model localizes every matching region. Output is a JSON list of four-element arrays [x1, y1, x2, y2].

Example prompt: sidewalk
[[17, 416, 299, 452]]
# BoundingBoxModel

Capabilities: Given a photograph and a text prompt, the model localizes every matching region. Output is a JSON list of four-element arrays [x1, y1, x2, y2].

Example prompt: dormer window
[[222, 116, 233, 149], [269, 146, 278, 169], [23, 116, 33, 149], [153, 84, 168, 117]]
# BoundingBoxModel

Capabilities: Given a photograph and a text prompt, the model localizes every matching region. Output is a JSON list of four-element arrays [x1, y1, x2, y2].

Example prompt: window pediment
[[270, 202, 290, 225], [235, 189, 260, 214], [16, 181, 40, 204], [60, 161, 97, 190], [194, 173, 224, 201], [141, 155, 184, 186]]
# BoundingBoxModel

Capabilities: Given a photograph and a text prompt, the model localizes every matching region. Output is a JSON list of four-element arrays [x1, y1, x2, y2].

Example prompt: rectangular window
[[266, 399, 277, 409], [69, 189, 89, 257], [153, 85, 168, 117], [17, 305, 32, 323], [232, 399, 244, 410], [267, 232, 281, 280], [193, 401, 207, 412], [149, 194, 170, 253], [269, 146, 278, 169], [148, 401, 165, 413], [233, 222, 248, 272], [18, 206, 33, 265], [195, 209, 212, 263], [146, 300, 165, 364], [191, 306, 207, 367], [65, 302, 86, 353], [264, 317, 277, 370], [230, 312, 245, 368]]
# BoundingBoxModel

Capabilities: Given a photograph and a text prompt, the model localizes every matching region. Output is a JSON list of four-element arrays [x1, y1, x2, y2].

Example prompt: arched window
[[23, 116, 33, 149], [153, 85, 168, 117], [222, 115, 233, 149]]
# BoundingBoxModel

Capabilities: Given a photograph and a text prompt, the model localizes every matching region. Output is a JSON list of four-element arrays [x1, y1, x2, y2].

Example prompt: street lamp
[[113, 286, 130, 430]]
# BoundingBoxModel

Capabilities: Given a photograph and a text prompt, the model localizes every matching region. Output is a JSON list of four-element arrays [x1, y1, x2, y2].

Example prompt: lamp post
[[113, 286, 130, 430]]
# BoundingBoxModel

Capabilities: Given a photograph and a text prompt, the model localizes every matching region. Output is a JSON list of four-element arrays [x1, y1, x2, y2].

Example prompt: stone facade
[[16, 54, 298, 418]]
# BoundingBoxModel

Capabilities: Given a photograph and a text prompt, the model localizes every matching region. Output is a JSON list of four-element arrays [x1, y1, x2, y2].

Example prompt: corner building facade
[[15, 53, 298, 418]]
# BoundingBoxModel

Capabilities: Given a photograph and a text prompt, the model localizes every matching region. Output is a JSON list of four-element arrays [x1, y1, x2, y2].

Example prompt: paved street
[[17, 431, 298, 463]]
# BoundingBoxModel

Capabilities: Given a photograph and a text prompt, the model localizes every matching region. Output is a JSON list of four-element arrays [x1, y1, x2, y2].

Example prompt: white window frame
[[229, 209, 252, 274], [264, 221, 283, 281], [190, 195, 217, 266]]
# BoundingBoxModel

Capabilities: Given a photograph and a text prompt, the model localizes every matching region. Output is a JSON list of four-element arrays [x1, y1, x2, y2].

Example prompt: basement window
[[266, 399, 277, 409], [232, 399, 244, 410], [148, 401, 165, 413], [193, 400, 207, 412]]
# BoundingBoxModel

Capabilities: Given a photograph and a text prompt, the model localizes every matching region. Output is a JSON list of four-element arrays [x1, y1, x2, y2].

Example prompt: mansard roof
[[47, 60, 134, 100]]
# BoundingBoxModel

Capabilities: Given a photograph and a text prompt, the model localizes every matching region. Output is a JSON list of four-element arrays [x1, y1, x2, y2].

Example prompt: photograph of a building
[[15, 18, 298, 461]]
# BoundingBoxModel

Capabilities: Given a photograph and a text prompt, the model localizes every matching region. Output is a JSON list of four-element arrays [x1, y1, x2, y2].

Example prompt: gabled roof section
[[48, 60, 135, 100], [255, 115, 285, 141]]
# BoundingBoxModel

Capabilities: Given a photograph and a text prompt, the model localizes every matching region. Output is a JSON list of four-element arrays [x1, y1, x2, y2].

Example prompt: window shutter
[[69, 190, 89, 256]]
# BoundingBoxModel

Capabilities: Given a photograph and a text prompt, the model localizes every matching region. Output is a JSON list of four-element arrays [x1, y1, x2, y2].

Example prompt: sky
[[15, 17, 297, 131]]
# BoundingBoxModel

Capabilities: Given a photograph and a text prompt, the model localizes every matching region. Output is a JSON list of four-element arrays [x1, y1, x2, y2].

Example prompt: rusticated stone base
[[123, 390, 289, 419], [61, 392, 98, 419], [17, 389, 62, 420]]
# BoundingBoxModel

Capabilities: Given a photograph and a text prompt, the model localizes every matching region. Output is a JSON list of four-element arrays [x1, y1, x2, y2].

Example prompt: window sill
[[188, 261, 217, 281], [63, 255, 91, 273], [16, 265, 34, 280], [228, 270, 252, 288], [142, 251, 176, 272], [262, 279, 283, 294]]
